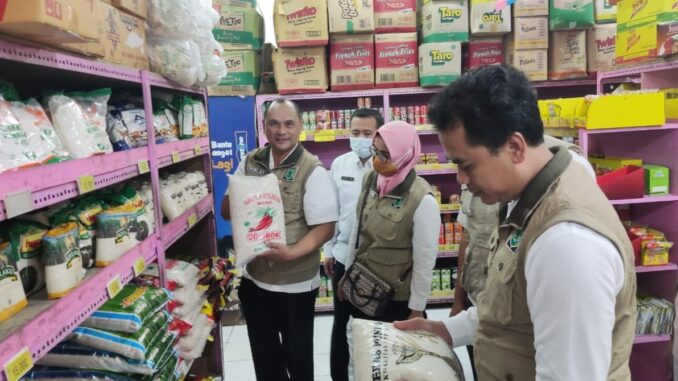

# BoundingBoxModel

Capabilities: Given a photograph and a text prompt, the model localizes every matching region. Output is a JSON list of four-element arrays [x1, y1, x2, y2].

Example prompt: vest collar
[[502, 146, 572, 230], [371, 170, 417, 199], [252, 143, 304, 170]]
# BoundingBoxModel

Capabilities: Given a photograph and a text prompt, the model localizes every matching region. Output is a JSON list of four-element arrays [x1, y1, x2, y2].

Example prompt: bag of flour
[[228, 174, 286, 267], [349, 319, 465, 381], [0, 241, 27, 323]]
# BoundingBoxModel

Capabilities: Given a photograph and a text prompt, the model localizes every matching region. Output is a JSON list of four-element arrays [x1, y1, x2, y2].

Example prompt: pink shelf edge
[[599, 58, 678, 79], [161, 196, 214, 249], [635, 263, 678, 273], [633, 334, 672, 344], [583, 122, 678, 135], [156, 137, 210, 167], [0, 236, 158, 373], [609, 195, 678, 205], [437, 251, 459, 258]]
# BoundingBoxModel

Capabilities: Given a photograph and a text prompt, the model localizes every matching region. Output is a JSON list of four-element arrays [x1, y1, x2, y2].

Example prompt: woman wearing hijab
[[342, 121, 441, 322]]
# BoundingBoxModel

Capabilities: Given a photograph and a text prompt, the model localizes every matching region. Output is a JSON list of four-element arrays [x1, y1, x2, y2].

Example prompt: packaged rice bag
[[49, 197, 104, 270], [0, 96, 38, 173], [174, 95, 194, 139], [163, 259, 200, 287], [8, 220, 48, 295], [349, 319, 465, 381], [153, 99, 180, 143], [43, 222, 86, 299], [0, 241, 28, 323], [11, 98, 69, 163], [229, 174, 286, 267], [106, 109, 134, 151], [47, 89, 113, 158], [192, 100, 208, 137], [82, 285, 171, 333], [37, 330, 176, 375], [141, 349, 179, 381], [176, 313, 214, 360], [70, 310, 170, 360]]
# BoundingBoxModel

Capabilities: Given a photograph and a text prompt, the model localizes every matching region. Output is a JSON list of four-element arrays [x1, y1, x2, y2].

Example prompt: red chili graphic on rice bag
[[245, 207, 276, 232]]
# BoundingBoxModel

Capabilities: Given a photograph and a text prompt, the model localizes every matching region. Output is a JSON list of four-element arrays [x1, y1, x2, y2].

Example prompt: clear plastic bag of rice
[[349, 318, 465, 381]]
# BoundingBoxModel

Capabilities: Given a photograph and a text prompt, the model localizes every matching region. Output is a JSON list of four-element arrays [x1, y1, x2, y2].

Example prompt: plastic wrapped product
[[349, 319, 465, 381], [106, 108, 148, 149], [171, 294, 206, 319], [141, 349, 179, 381], [174, 96, 195, 139], [8, 220, 48, 295], [37, 330, 176, 375], [192, 100, 208, 137], [11, 98, 69, 164], [177, 313, 215, 360], [229, 174, 287, 267], [160, 177, 186, 220], [148, 37, 201, 87], [165, 259, 200, 287], [153, 108, 179, 144], [23, 368, 137, 380], [0, 96, 37, 173], [49, 198, 104, 270], [106, 109, 134, 151], [196, 51, 227, 87], [70, 310, 170, 360], [0, 241, 28, 323], [172, 283, 202, 306], [147, 0, 196, 38], [43, 222, 86, 299], [47, 89, 113, 159], [82, 285, 171, 333]]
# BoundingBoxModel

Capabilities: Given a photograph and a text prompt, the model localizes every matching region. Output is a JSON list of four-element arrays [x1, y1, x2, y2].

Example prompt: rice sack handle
[[228, 174, 286, 267]]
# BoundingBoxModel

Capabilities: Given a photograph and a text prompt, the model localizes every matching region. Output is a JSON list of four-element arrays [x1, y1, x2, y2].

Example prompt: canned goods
[[357, 98, 365, 108], [414, 105, 421, 118], [345, 109, 352, 127], [364, 97, 372, 108], [331, 110, 339, 130], [392, 107, 400, 121], [302, 111, 310, 125], [407, 106, 414, 116]]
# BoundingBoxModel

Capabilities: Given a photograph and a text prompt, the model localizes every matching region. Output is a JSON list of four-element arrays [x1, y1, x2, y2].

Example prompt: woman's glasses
[[370, 146, 390, 161]]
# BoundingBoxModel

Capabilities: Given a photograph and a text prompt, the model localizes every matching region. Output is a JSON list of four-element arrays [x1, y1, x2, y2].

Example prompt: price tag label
[[187, 212, 198, 228], [77, 175, 96, 194], [5, 190, 35, 219], [314, 130, 336, 142], [299, 131, 307, 141], [137, 160, 150, 174], [107, 275, 122, 299], [133, 257, 146, 277], [4, 347, 33, 381], [194, 145, 202, 155], [171, 151, 181, 163]]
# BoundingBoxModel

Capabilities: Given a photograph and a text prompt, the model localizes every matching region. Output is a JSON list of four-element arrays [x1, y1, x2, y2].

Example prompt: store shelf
[[532, 79, 597, 88], [428, 296, 454, 305], [416, 168, 457, 176], [440, 204, 460, 214], [599, 58, 678, 79], [146, 71, 205, 95], [609, 195, 678, 205], [545, 127, 580, 138], [388, 87, 442, 96], [315, 303, 334, 313], [0, 236, 158, 375], [162, 196, 214, 250], [0, 148, 149, 221], [157, 137, 210, 168], [584, 122, 678, 135], [635, 264, 678, 273], [437, 251, 459, 258], [633, 334, 672, 344], [257, 89, 387, 102]]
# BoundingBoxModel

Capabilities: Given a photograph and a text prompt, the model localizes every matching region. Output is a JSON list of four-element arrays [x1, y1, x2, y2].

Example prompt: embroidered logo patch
[[246, 167, 267, 176], [507, 229, 523, 250], [391, 199, 403, 209], [282, 167, 297, 181]]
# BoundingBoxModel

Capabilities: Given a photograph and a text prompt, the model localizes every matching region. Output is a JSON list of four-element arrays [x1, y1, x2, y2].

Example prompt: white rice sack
[[171, 295, 205, 319], [349, 319, 465, 381], [142, 259, 200, 287], [43, 222, 86, 299], [48, 90, 113, 159], [176, 313, 214, 360], [0, 96, 38, 172], [229, 174, 287, 267], [11, 98, 68, 163], [0, 241, 28, 323]]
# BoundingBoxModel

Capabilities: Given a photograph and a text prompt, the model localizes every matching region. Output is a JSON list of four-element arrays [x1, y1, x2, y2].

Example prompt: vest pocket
[[372, 206, 404, 241], [366, 248, 412, 290], [479, 244, 518, 325]]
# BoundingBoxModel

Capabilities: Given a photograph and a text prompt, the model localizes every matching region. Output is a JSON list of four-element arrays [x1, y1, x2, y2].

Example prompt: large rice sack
[[228, 174, 286, 267], [349, 319, 465, 381]]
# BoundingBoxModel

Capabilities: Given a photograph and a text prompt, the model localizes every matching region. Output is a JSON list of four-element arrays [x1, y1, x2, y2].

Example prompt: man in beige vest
[[395, 65, 636, 381], [221, 99, 337, 381]]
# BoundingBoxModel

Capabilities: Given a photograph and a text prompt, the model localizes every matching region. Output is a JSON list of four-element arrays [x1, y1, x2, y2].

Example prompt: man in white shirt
[[323, 108, 384, 381], [221, 99, 338, 381], [395, 65, 636, 381]]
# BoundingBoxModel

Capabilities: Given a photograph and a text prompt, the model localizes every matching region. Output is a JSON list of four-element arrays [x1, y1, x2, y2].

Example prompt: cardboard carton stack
[[615, 0, 678, 65], [373, 0, 419, 88], [210, 0, 265, 96]]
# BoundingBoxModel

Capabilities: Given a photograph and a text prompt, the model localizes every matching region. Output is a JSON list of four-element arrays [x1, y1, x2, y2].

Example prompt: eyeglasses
[[370, 145, 390, 161]]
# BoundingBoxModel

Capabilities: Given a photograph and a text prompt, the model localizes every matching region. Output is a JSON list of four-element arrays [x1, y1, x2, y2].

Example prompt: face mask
[[373, 155, 398, 177], [350, 137, 372, 159]]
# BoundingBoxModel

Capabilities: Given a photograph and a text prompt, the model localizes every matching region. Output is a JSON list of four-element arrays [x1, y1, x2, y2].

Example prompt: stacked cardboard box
[[506, 0, 547, 81], [210, 0, 264, 96], [615, 0, 678, 64]]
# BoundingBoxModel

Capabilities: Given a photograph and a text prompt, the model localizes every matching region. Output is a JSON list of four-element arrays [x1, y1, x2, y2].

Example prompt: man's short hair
[[350, 108, 385, 129], [264, 98, 302, 121], [428, 65, 545, 152]]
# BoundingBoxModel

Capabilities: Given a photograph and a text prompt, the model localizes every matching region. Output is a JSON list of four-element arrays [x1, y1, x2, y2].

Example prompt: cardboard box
[[617, 0, 678, 26], [0, 0, 99, 45], [504, 33, 515, 68], [549, 0, 594, 30], [594, 0, 616, 24], [420, 1, 469, 43], [110, 0, 146, 19], [644, 164, 670, 195], [375, 33, 419, 88], [513, 49, 548, 81], [273, 47, 328, 94], [549, 30, 587, 80], [330, 34, 375, 91], [328, 0, 374, 34], [467, 38, 503, 68], [374, 0, 417, 33], [665, 88, 678, 119], [213, 3, 264, 50], [616, 19, 678, 64], [208, 50, 262, 96], [587, 24, 616, 73], [514, 0, 548, 17], [419, 42, 462, 87], [470, 0, 512, 36], [274, 0, 329, 47], [589, 155, 643, 170], [515, 17, 548, 50]]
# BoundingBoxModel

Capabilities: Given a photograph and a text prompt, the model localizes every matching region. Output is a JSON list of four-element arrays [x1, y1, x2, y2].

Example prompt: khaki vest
[[244, 144, 323, 285], [460, 137, 586, 304], [354, 170, 432, 301], [474, 146, 636, 381]]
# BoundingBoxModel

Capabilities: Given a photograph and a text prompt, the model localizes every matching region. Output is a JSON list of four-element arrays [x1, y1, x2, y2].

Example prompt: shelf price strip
[[188, 212, 198, 228], [133, 257, 146, 277], [137, 159, 150, 174], [171, 151, 181, 164], [77, 175, 96, 195], [107, 275, 123, 298], [3, 347, 33, 381]]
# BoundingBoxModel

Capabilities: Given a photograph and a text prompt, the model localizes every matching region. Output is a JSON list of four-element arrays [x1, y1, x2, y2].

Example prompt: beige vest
[[460, 136, 586, 303], [354, 170, 432, 301], [244, 144, 323, 285], [474, 146, 636, 381]]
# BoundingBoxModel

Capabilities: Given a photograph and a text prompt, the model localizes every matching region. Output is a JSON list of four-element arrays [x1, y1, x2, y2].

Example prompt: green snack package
[[549, 0, 594, 30]]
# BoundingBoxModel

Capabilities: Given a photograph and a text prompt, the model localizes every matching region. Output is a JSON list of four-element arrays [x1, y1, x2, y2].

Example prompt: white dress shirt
[[323, 151, 373, 265], [227, 145, 338, 293], [345, 193, 441, 312]]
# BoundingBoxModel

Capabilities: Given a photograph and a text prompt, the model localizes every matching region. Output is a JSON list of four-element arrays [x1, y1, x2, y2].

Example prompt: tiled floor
[[221, 307, 474, 381]]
